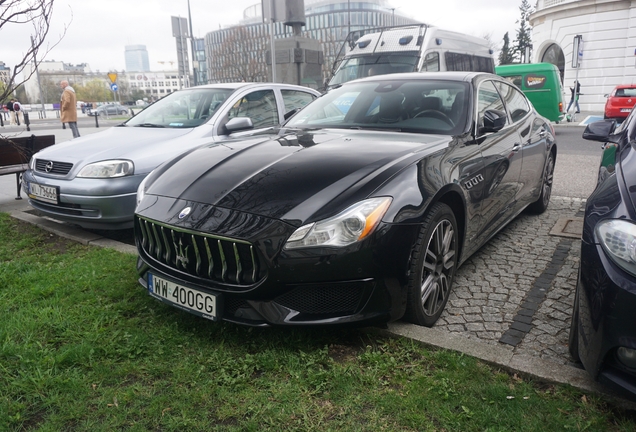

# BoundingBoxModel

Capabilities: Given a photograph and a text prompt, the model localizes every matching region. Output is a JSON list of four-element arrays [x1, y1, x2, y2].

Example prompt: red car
[[604, 84, 636, 121]]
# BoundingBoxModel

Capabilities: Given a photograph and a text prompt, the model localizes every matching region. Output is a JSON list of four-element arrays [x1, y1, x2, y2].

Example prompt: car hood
[[143, 128, 450, 225], [33, 126, 206, 175]]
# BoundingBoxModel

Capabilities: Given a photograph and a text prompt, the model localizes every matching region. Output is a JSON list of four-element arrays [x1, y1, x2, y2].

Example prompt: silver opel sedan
[[22, 83, 320, 229]]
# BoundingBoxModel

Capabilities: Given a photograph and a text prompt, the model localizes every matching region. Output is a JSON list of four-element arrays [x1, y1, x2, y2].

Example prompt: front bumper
[[134, 198, 419, 326], [136, 261, 399, 326], [576, 240, 636, 400], [22, 170, 143, 229]]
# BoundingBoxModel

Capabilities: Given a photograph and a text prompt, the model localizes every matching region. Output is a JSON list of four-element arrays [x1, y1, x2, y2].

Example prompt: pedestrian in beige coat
[[60, 80, 80, 138]]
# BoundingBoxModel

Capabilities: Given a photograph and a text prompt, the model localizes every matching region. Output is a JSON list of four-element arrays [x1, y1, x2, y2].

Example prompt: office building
[[125, 45, 151, 72]]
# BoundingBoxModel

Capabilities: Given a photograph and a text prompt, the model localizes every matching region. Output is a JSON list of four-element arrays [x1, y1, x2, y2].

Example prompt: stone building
[[530, 0, 636, 112]]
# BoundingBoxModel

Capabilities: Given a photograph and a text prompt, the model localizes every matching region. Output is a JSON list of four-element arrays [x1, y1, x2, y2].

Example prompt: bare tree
[[0, 0, 70, 103], [313, 30, 342, 87], [209, 26, 268, 83]]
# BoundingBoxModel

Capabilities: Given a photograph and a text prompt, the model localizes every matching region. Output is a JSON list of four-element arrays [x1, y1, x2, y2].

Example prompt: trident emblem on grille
[[175, 238, 190, 268], [178, 207, 191, 219]]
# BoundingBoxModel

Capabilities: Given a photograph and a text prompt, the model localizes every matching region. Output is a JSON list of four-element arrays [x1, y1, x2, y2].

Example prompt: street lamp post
[[348, 0, 350, 36]]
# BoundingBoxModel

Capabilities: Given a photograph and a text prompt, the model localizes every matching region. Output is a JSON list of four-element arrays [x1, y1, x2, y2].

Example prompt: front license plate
[[620, 108, 632, 113], [147, 273, 220, 321], [29, 182, 59, 204]]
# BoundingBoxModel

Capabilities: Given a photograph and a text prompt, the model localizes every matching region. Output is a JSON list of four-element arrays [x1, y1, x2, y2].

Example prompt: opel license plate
[[147, 273, 219, 320], [29, 182, 59, 204]]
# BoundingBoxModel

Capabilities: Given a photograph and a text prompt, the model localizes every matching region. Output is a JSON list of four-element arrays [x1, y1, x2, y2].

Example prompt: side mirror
[[479, 109, 507, 134], [583, 119, 617, 143], [225, 117, 254, 133]]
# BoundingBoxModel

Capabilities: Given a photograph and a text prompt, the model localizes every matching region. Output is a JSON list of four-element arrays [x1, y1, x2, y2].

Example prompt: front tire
[[527, 151, 555, 214], [404, 203, 458, 327]]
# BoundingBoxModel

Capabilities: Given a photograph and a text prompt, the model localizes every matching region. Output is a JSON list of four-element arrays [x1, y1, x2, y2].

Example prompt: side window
[[421, 52, 440, 72], [503, 75, 523, 88], [475, 56, 495, 73], [445, 52, 472, 71], [477, 81, 508, 128], [281, 90, 316, 114], [227, 90, 279, 129], [495, 82, 531, 123]]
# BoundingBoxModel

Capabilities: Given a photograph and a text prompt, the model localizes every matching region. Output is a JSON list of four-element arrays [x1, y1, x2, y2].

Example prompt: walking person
[[12, 98, 24, 126], [6, 98, 16, 125], [60, 80, 80, 138], [567, 80, 581, 113]]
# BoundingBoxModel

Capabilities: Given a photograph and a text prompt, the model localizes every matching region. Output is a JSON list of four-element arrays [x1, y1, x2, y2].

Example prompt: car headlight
[[284, 197, 392, 250], [596, 219, 636, 276], [136, 172, 151, 207], [77, 160, 134, 178]]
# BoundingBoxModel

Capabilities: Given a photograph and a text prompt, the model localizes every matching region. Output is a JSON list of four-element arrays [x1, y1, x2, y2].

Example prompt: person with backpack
[[12, 98, 24, 126], [60, 80, 80, 138]]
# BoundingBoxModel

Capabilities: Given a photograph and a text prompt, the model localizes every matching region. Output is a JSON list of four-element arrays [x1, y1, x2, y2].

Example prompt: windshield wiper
[[349, 126, 402, 132], [134, 123, 165, 128]]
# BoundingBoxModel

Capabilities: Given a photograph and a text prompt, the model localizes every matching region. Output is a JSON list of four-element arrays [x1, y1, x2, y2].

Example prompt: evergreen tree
[[513, 0, 534, 63], [498, 32, 515, 65]]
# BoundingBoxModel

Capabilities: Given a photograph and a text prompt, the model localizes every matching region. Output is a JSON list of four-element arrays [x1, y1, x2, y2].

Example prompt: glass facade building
[[125, 45, 151, 72], [205, 0, 420, 84]]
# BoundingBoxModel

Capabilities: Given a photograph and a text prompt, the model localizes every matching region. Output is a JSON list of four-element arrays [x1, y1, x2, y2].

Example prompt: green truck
[[495, 63, 565, 123]]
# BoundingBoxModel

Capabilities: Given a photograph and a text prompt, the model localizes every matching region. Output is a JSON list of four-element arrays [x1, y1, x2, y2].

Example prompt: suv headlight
[[596, 219, 636, 276], [284, 197, 392, 250], [77, 160, 134, 178]]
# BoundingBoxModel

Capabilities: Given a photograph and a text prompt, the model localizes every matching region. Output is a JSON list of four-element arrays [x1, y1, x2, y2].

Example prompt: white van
[[327, 25, 494, 90]]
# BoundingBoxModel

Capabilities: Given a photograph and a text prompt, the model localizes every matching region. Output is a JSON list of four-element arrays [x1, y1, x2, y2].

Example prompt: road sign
[[110, 83, 118, 92], [108, 73, 117, 83]]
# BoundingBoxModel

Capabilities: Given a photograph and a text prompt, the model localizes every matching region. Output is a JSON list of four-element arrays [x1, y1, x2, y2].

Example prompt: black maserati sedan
[[134, 72, 557, 327], [569, 107, 636, 400]]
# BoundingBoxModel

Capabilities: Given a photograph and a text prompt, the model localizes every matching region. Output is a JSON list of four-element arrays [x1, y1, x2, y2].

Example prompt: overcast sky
[[3, 0, 521, 73]]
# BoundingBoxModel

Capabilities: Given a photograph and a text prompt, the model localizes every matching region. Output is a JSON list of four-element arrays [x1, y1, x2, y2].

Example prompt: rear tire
[[527, 151, 555, 214], [404, 203, 458, 327]]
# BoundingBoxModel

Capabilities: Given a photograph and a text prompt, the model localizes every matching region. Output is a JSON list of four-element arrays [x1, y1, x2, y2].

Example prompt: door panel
[[473, 80, 523, 245]]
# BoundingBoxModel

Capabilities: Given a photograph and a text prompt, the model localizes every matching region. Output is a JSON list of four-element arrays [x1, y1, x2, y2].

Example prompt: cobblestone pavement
[[436, 196, 585, 366]]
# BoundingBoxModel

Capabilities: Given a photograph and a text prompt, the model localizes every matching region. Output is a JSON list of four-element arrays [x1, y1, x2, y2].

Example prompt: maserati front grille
[[136, 216, 264, 287]]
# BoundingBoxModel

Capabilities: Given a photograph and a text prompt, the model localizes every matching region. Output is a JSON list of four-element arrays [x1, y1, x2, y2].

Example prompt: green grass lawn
[[1, 213, 634, 431]]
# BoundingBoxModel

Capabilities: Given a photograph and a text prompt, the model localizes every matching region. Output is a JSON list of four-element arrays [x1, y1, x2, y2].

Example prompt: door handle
[[539, 130, 547, 138], [512, 143, 521, 152]]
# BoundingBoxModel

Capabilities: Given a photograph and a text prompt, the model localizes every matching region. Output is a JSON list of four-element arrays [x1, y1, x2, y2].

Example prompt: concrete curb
[[380, 322, 636, 409], [10, 210, 137, 255]]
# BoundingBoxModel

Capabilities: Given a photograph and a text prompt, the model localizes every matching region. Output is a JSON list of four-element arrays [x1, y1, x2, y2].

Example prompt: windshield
[[328, 54, 419, 88], [287, 80, 470, 135], [125, 88, 234, 128]]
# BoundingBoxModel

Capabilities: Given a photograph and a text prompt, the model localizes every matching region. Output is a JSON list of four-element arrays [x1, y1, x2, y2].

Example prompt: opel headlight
[[77, 160, 134, 178], [596, 219, 636, 276], [284, 197, 392, 250]]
